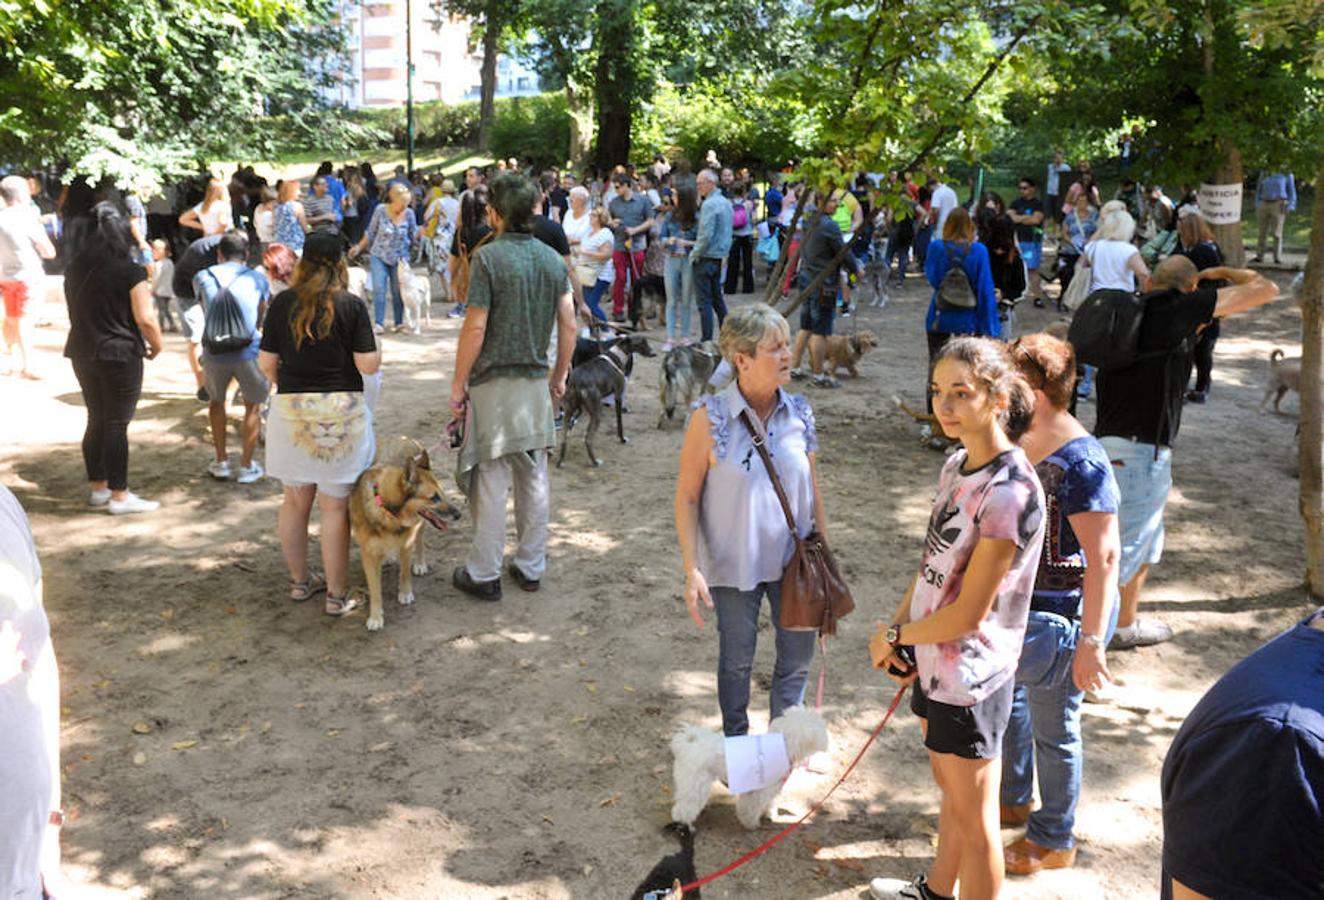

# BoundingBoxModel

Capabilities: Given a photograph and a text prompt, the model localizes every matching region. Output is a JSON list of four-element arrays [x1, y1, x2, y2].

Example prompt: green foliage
[[488, 93, 572, 167]]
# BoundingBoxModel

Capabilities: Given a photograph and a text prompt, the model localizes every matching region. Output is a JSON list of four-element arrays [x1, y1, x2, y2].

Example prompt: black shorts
[[910, 677, 1015, 760], [798, 285, 836, 336]]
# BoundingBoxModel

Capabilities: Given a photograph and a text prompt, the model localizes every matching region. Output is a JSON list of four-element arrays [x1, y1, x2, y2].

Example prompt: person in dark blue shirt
[[1161, 608, 1324, 900]]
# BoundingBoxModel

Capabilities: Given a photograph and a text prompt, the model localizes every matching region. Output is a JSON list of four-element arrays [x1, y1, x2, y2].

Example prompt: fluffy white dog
[[670, 706, 829, 830], [398, 261, 432, 333]]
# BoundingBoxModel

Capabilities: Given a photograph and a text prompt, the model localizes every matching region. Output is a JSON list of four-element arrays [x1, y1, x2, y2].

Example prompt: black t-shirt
[[1179, 240, 1223, 273], [63, 254, 149, 362], [1095, 288, 1218, 446], [173, 234, 224, 303], [549, 187, 569, 221], [450, 223, 493, 259], [532, 216, 571, 256], [259, 289, 377, 393], [1010, 196, 1044, 242]]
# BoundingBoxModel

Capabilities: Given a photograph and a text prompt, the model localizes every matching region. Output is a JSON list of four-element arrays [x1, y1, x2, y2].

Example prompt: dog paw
[[590, 458, 602, 467], [411, 561, 429, 576], [398, 590, 415, 606], [366, 614, 384, 631], [620, 435, 630, 444]]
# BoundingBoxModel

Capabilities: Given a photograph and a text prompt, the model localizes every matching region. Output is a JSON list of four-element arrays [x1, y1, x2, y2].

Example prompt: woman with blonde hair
[[675, 304, 829, 737], [178, 177, 235, 237], [350, 182, 417, 333], [273, 179, 307, 254], [1077, 209, 1150, 294], [257, 232, 380, 616]]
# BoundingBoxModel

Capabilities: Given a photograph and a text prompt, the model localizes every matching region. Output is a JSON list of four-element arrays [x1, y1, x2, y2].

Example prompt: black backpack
[[201, 268, 258, 356], [1065, 288, 1191, 370], [936, 242, 977, 311]]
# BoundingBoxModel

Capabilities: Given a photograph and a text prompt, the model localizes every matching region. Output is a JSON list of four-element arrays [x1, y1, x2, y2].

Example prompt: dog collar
[[596, 352, 627, 378], [372, 481, 404, 518]]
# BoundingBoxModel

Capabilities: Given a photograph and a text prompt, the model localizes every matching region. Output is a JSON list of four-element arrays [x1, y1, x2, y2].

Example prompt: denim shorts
[[1019, 240, 1043, 270], [1100, 436, 1172, 585], [912, 677, 1015, 760], [798, 286, 836, 336]]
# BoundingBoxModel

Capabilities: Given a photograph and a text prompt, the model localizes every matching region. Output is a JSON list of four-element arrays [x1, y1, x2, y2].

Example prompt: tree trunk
[[1208, 143, 1246, 268], [592, 0, 634, 169], [477, 20, 499, 151], [566, 82, 589, 165], [1299, 163, 1324, 597]]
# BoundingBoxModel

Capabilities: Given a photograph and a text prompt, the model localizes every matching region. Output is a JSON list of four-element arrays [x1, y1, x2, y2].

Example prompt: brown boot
[[1004, 837, 1077, 875], [1000, 803, 1032, 826]]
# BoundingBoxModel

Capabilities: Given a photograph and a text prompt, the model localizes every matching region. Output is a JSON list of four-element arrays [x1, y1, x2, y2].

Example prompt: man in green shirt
[[449, 174, 576, 601]]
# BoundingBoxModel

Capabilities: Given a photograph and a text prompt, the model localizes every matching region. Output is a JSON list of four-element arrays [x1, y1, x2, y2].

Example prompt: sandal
[[289, 573, 327, 602], [324, 592, 365, 617]]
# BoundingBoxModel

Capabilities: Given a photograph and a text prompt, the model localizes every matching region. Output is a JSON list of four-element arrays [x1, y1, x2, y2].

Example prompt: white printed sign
[[724, 732, 791, 795], [1198, 183, 1243, 225]]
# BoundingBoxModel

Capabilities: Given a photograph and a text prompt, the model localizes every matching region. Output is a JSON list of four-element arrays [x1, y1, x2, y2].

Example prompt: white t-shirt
[[931, 183, 959, 237], [581, 228, 615, 284], [0, 204, 48, 285], [1085, 239, 1140, 292], [253, 206, 276, 243], [193, 200, 235, 236], [563, 208, 592, 246], [0, 486, 59, 899], [151, 257, 175, 298]]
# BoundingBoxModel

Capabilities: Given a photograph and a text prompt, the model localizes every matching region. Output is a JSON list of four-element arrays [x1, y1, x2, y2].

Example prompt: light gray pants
[[1256, 199, 1287, 260], [465, 449, 549, 582]]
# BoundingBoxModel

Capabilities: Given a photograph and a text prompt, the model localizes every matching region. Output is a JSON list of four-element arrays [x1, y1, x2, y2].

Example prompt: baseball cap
[[303, 231, 346, 263]]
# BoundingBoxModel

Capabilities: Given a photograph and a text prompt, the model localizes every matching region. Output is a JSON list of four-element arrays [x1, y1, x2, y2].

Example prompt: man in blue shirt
[[1161, 608, 1324, 899], [1254, 171, 1297, 264], [689, 170, 733, 341], [194, 230, 271, 484], [317, 161, 346, 228]]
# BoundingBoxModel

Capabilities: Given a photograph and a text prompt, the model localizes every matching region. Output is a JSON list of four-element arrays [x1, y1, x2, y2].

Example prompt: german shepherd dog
[[558, 335, 655, 467], [350, 437, 461, 631], [658, 341, 720, 428]]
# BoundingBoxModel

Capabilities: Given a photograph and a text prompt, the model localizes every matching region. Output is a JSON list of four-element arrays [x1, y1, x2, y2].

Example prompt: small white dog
[[398, 261, 432, 333], [347, 265, 372, 306], [670, 706, 829, 830]]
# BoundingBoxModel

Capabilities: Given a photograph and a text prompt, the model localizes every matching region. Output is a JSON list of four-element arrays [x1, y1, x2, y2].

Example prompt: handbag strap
[[738, 408, 799, 539]]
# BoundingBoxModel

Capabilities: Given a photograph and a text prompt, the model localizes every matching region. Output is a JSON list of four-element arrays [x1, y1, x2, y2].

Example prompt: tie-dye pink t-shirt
[[909, 447, 1046, 706]]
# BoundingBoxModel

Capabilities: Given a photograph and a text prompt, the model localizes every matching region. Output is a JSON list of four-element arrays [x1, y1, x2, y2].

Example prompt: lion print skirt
[[266, 391, 376, 488]]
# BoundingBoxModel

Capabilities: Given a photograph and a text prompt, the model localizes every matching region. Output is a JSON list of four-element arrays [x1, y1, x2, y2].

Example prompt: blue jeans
[[664, 254, 694, 341], [692, 257, 727, 342], [370, 254, 403, 327], [1001, 605, 1119, 849], [584, 279, 610, 323], [711, 581, 817, 737]]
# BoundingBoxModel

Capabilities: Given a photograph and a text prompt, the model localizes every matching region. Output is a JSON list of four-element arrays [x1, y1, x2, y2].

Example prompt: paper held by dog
[[724, 733, 791, 794]]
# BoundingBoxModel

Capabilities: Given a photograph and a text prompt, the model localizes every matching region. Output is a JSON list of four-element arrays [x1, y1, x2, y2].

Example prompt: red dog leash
[[677, 684, 909, 894]]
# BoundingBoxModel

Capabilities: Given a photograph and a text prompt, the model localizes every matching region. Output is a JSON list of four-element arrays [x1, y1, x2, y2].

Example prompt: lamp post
[[405, 0, 415, 175]]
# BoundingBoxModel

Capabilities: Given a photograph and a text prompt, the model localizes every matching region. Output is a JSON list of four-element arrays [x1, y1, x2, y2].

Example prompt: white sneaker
[[208, 459, 233, 480], [108, 493, 159, 515], [89, 488, 112, 507], [869, 874, 937, 900], [373, 323, 385, 334], [1109, 618, 1174, 650], [236, 462, 264, 484]]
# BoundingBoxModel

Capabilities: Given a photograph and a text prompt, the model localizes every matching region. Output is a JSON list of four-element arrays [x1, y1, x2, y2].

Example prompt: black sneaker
[[1184, 389, 1207, 404], [508, 563, 540, 592], [452, 566, 502, 602], [196, 387, 210, 402]]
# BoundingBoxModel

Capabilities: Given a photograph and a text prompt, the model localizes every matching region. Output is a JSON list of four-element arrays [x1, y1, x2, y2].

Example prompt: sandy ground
[[0, 261, 1312, 899]]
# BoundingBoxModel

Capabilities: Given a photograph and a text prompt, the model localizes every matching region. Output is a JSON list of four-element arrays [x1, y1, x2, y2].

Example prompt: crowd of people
[[0, 147, 1318, 900]]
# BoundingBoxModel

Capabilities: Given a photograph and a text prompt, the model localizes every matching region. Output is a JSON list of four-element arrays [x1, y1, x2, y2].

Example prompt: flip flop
[[289, 573, 327, 602], [324, 592, 365, 617]]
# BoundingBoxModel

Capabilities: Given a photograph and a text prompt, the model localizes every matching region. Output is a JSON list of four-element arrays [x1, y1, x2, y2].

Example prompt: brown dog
[[349, 437, 460, 631], [823, 330, 878, 378], [1261, 349, 1301, 413]]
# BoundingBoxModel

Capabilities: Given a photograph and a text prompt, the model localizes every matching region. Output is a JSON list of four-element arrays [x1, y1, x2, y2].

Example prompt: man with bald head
[[1095, 255, 1279, 649]]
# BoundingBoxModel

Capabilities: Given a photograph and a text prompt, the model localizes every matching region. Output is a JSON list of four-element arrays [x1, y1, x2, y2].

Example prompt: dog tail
[[1270, 348, 1284, 364], [661, 353, 683, 417], [893, 394, 937, 425]]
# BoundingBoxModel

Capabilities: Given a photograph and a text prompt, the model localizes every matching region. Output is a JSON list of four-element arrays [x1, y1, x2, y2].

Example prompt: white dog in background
[[347, 265, 371, 306], [398, 261, 432, 334], [670, 706, 829, 830]]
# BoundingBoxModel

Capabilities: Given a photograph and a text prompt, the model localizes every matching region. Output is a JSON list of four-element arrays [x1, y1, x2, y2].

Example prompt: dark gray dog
[[558, 335, 655, 467], [657, 341, 721, 428]]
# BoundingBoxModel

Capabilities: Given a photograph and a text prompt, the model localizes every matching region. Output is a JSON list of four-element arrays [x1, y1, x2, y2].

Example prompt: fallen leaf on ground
[[132, 752, 147, 766], [598, 793, 621, 807], [831, 858, 866, 873], [171, 740, 198, 751], [132, 722, 153, 735], [369, 741, 392, 753]]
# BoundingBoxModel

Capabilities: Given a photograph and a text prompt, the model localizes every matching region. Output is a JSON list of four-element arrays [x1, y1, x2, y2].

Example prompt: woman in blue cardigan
[[923, 207, 1000, 419]]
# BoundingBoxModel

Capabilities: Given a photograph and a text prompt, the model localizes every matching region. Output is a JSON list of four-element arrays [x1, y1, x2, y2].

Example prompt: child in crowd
[[869, 336, 1046, 900], [149, 239, 177, 333]]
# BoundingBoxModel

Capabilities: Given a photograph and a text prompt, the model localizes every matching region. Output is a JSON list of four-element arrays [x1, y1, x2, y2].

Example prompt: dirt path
[[1, 267, 1311, 899]]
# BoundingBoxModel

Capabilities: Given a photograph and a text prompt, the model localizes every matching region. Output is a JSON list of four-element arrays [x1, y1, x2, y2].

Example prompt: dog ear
[[414, 449, 431, 471], [404, 455, 418, 485]]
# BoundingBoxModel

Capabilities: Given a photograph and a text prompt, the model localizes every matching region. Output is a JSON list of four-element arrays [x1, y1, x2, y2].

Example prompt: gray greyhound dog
[[657, 341, 721, 428], [558, 334, 655, 467]]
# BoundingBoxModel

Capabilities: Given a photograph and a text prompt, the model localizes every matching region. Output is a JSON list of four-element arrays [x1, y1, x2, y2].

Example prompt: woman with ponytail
[[869, 336, 1045, 900], [258, 231, 381, 617]]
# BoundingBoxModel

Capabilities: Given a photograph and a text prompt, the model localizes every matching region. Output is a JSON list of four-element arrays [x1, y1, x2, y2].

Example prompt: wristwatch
[[1080, 633, 1105, 649], [885, 624, 903, 646]]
